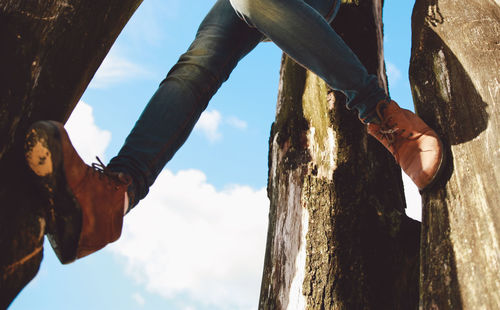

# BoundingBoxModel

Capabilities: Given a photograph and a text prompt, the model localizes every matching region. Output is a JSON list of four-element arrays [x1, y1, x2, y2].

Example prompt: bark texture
[[410, 0, 500, 309], [0, 1, 142, 307], [259, 1, 421, 309]]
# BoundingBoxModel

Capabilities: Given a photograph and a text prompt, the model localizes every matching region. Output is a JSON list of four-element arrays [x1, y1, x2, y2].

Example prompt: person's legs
[[24, 0, 443, 264], [108, 0, 264, 207], [229, 0, 387, 120]]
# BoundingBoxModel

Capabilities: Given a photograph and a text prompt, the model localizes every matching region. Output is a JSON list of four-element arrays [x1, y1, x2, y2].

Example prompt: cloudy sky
[[11, 1, 420, 309]]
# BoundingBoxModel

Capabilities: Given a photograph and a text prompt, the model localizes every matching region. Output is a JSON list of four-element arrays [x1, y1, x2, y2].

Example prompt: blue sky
[[10, 1, 420, 309]]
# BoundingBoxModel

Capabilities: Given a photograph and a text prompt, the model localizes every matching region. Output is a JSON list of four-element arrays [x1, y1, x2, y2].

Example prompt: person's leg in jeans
[[24, 0, 266, 263], [230, 0, 387, 120], [106, 0, 265, 209], [229, 0, 443, 190]]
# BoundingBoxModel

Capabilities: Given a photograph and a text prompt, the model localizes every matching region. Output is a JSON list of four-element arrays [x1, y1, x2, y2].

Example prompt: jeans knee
[[229, 0, 254, 16], [230, 0, 282, 22]]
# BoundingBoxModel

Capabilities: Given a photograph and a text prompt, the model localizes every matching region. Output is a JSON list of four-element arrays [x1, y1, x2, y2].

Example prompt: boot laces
[[91, 157, 130, 188], [377, 116, 405, 147], [379, 124, 399, 145]]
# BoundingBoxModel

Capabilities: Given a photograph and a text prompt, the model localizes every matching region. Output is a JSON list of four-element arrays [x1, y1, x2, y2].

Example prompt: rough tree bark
[[259, 1, 421, 309], [0, 1, 142, 307], [410, 0, 500, 309]]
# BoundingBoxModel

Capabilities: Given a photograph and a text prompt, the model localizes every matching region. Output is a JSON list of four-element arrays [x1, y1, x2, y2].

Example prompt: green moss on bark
[[273, 56, 311, 170]]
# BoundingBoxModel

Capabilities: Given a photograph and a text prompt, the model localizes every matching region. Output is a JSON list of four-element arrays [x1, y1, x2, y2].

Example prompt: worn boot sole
[[25, 121, 82, 264]]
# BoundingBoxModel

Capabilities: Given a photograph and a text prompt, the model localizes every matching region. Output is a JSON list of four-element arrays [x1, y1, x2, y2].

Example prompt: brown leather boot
[[366, 100, 444, 190], [25, 120, 131, 264]]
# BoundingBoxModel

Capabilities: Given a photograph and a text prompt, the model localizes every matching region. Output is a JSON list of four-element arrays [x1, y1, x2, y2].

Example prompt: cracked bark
[[0, 1, 142, 307], [259, 1, 420, 309]]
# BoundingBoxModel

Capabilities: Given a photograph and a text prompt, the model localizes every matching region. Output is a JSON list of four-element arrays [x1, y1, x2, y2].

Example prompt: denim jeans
[[108, 0, 388, 206]]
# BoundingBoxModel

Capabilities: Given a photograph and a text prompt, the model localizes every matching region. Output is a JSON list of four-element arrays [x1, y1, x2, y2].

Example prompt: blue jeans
[[108, 0, 388, 206]]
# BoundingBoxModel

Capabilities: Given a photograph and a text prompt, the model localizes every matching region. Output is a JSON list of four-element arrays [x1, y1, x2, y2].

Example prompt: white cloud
[[195, 110, 222, 142], [227, 116, 248, 130], [386, 61, 402, 86], [65, 101, 111, 164], [194, 111, 249, 142], [89, 53, 149, 89], [132, 292, 146, 306], [110, 169, 269, 310], [402, 172, 422, 222]]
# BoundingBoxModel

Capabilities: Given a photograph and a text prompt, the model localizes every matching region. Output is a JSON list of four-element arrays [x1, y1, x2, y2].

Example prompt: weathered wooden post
[[259, 1, 421, 308], [410, 0, 500, 309], [0, 1, 142, 307]]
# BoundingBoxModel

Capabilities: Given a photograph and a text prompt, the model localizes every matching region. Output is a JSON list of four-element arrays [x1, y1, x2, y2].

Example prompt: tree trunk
[[410, 0, 500, 309], [0, 1, 142, 307], [259, 1, 420, 309]]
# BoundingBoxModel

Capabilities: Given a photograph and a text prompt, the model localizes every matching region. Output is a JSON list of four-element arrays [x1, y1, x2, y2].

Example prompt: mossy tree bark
[[0, 1, 142, 307], [410, 0, 500, 309], [259, 1, 421, 309]]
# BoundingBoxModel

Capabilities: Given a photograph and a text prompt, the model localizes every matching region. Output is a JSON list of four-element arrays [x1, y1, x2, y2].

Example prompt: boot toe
[[404, 133, 444, 190]]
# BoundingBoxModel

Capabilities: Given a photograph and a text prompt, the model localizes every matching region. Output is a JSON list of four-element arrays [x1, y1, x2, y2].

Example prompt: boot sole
[[25, 121, 82, 264]]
